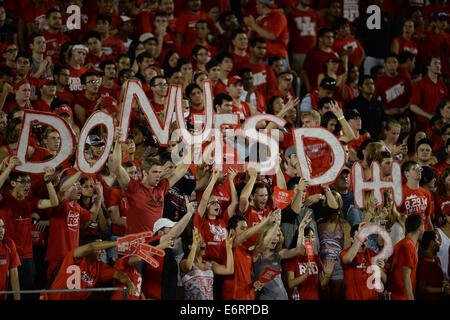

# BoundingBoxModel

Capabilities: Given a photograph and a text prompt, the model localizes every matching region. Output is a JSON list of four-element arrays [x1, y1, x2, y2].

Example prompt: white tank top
[[436, 228, 450, 279]]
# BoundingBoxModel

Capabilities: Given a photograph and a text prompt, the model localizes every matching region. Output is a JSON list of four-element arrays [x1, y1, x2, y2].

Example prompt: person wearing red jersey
[[216, 53, 233, 91], [287, 0, 324, 75], [285, 225, 334, 300], [416, 231, 450, 300], [401, 161, 434, 231], [86, 0, 122, 32], [53, 65, 75, 106], [3, 80, 33, 114], [95, 14, 126, 59], [182, 19, 217, 61], [21, 0, 57, 33], [73, 71, 101, 126], [34, 79, 57, 113], [387, 214, 423, 300], [227, 76, 257, 123], [301, 27, 340, 93], [332, 17, 364, 68], [234, 37, 277, 97], [48, 234, 138, 300], [175, 0, 217, 48], [271, 71, 296, 104], [44, 9, 70, 65], [397, 51, 416, 82], [152, 10, 180, 65], [149, 75, 168, 116], [67, 43, 89, 93], [0, 217, 21, 300], [85, 31, 108, 71], [97, 60, 120, 99], [222, 210, 278, 300], [230, 29, 249, 69], [112, 127, 192, 235], [45, 171, 103, 283], [244, 0, 288, 63], [1, 43, 18, 70], [391, 19, 418, 57], [300, 76, 337, 111], [340, 223, 387, 300], [374, 53, 413, 117], [410, 56, 448, 130], [13, 54, 41, 98], [0, 156, 58, 295]]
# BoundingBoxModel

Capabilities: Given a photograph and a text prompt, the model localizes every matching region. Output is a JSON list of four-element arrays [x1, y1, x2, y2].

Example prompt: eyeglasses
[[152, 83, 169, 88], [411, 166, 423, 172], [5, 48, 18, 53], [208, 201, 220, 206], [87, 79, 101, 85], [16, 179, 31, 185]]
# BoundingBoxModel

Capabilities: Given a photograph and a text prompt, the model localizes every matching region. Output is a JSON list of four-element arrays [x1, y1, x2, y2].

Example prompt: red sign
[[258, 267, 281, 284], [116, 231, 166, 268], [273, 186, 294, 210], [304, 241, 315, 262]]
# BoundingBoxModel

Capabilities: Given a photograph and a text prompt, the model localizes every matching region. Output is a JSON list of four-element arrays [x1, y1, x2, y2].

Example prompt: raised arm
[[341, 223, 365, 264], [112, 127, 130, 190], [330, 100, 356, 143], [290, 178, 308, 214], [280, 210, 313, 260], [197, 171, 219, 218], [0, 156, 21, 190], [210, 232, 234, 275], [234, 208, 279, 247], [253, 210, 281, 257], [226, 168, 239, 219], [167, 145, 193, 188], [38, 167, 59, 209], [239, 167, 257, 213], [180, 227, 201, 277], [87, 180, 104, 223], [160, 196, 196, 244], [275, 154, 287, 190]]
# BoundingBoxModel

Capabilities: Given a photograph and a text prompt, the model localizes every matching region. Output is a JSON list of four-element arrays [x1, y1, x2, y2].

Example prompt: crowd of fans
[[0, 0, 449, 301]]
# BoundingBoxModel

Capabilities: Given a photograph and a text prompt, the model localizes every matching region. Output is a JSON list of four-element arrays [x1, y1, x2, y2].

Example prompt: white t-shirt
[[437, 228, 450, 279]]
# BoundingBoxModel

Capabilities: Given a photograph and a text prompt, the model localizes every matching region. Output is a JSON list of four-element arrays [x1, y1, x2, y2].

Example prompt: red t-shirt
[[68, 65, 88, 92], [416, 256, 445, 300], [0, 193, 39, 259], [56, 89, 75, 107], [105, 187, 128, 236], [45, 200, 91, 263], [231, 52, 250, 70], [193, 212, 228, 264], [242, 203, 273, 248], [374, 73, 413, 111], [302, 48, 340, 91], [232, 101, 252, 122], [43, 30, 70, 65], [175, 10, 217, 45], [287, 7, 324, 55], [332, 37, 364, 67], [34, 99, 52, 113], [48, 248, 116, 300], [85, 53, 108, 70], [394, 35, 418, 56], [101, 35, 126, 59], [73, 93, 98, 121], [255, 9, 288, 59], [388, 237, 418, 300], [222, 245, 254, 300], [124, 178, 170, 234], [22, 1, 58, 30], [340, 248, 380, 300], [233, 60, 276, 96], [0, 236, 20, 300], [111, 256, 142, 300], [283, 254, 323, 300], [400, 185, 433, 231]]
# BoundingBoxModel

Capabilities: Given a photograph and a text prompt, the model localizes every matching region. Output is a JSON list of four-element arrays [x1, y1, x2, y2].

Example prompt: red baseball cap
[[14, 79, 30, 91], [258, 0, 277, 9], [100, 96, 119, 113], [55, 105, 73, 117], [39, 78, 57, 88], [228, 75, 243, 86]]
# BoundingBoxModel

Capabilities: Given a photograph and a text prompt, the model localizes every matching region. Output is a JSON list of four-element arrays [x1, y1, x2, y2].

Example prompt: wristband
[[44, 179, 52, 184], [337, 115, 345, 121]]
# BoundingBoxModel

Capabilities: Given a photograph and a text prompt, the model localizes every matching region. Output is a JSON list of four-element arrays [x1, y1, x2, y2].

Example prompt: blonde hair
[[365, 142, 385, 167], [380, 119, 401, 141], [301, 110, 321, 125], [255, 224, 284, 252], [383, 189, 405, 233]]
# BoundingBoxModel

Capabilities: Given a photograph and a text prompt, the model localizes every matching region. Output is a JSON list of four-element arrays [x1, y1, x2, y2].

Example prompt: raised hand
[[7, 156, 22, 169], [185, 195, 196, 215], [227, 168, 238, 181], [43, 167, 56, 182], [299, 210, 313, 231]]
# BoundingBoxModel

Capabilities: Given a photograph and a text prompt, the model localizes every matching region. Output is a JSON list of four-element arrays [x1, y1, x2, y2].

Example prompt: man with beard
[[98, 60, 120, 99], [387, 214, 424, 300], [45, 171, 103, 284], [73, 71, 101, 126], [44, 8, 70, 65], [0, 156, 58, 295], [29, 33, 52, 79], [416, 231, 450, 299], [53, 65, 75, 106], [340, 223, 387, 300]]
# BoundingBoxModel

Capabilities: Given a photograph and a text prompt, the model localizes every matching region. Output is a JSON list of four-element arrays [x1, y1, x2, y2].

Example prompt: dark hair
[[231, 28, 246, 40], [239, 68, 252, 77], [251, 182, 270, 196], [159, 151, 173, 165], [30, 32, 44, 44], [332, 17, 349, 31], [398, 51, 415, 64], [96, 14, 112, 25], [320, 111, 341, 136], [59, 41, 73, 65], [46, 8, 60, 19], [266, 95, 283, 115], [213, 93, 232, 110], [286, 176, 300, 191], [401, 160, 419, 177], [165, 66, 181, 79], [405, 214, 423, 234], [215, 52, 233, 64], [358, 75, 373, 87], [420, 231, 437, 251], [99, 60, 115, 71], [385, 52, 398, 61], [86, 30, 102, 42], [195, 19, 211, 29], [304, 226, 314, 237], [15, 53, 32, 64], [441, 123, 450, 136], [185, 83, 202, 98], [116, 54, 130, 63], [350, 224, 360, 238], [370, 65, 384, 78], [357, 138, 375, 160], [192, 45, 208, 58], [227, 214, 247, 231], [424, 55, 440, 68], [154, 10, 168, 19], [317, 97, 333, 110], [318, 27, 334, 38], [136, 52, 153, 64], [177, 57, 192, 69], [429, 114, 443, 129], [419, 166, 436, 187], [53, 64, 69, 77], [80, 71, 98, 85], [416, 138, 433, 151], [250, 37, 266, 47], [8, 171, 30, 186], [149, 75, 166, 87], [205, 59, 220, 72]]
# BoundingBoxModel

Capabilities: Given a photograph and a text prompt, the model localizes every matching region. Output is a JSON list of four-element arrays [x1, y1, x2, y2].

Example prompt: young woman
[[180, 227, 234, 300], [192, 45, 210, 73], [317, 55, 351, 102], [346, 62, 360, 98], [320, 111, 341, 137], [390, 19, 418, 56], [379, 119, 408, 162], [253, 211, 313, 300], [380, 189, 406, 245], [285, 225, 335, 300], [163, 50, 180, 75], [316, 191, 351, 300]]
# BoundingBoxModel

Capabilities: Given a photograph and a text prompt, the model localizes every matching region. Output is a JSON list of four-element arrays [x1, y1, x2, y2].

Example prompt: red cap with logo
[[100, 96, 119, 113], [55, 105, 73, 117], [228, 75, 243, 86]]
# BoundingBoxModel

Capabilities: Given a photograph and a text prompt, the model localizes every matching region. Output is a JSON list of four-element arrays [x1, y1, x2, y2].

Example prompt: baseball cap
[[14, 79, 30, 91], [39, 78, 57, 88], [320, 77, 337, 91], [228, 75, 243, 86], [284, 145, 296, 158], [258, 0, 277, 9], [153, 218, 176, 233], [344, 108, 361, 120], [86, 135, 105, 147], [55, 105, 73, 117], [139, 32, 157, 43], [339, 167, 351, 175], [119, 15, 133, 25], [432, 11, 448, 21], [100, 96, 119, 113], [1, 42, 16, 54]]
